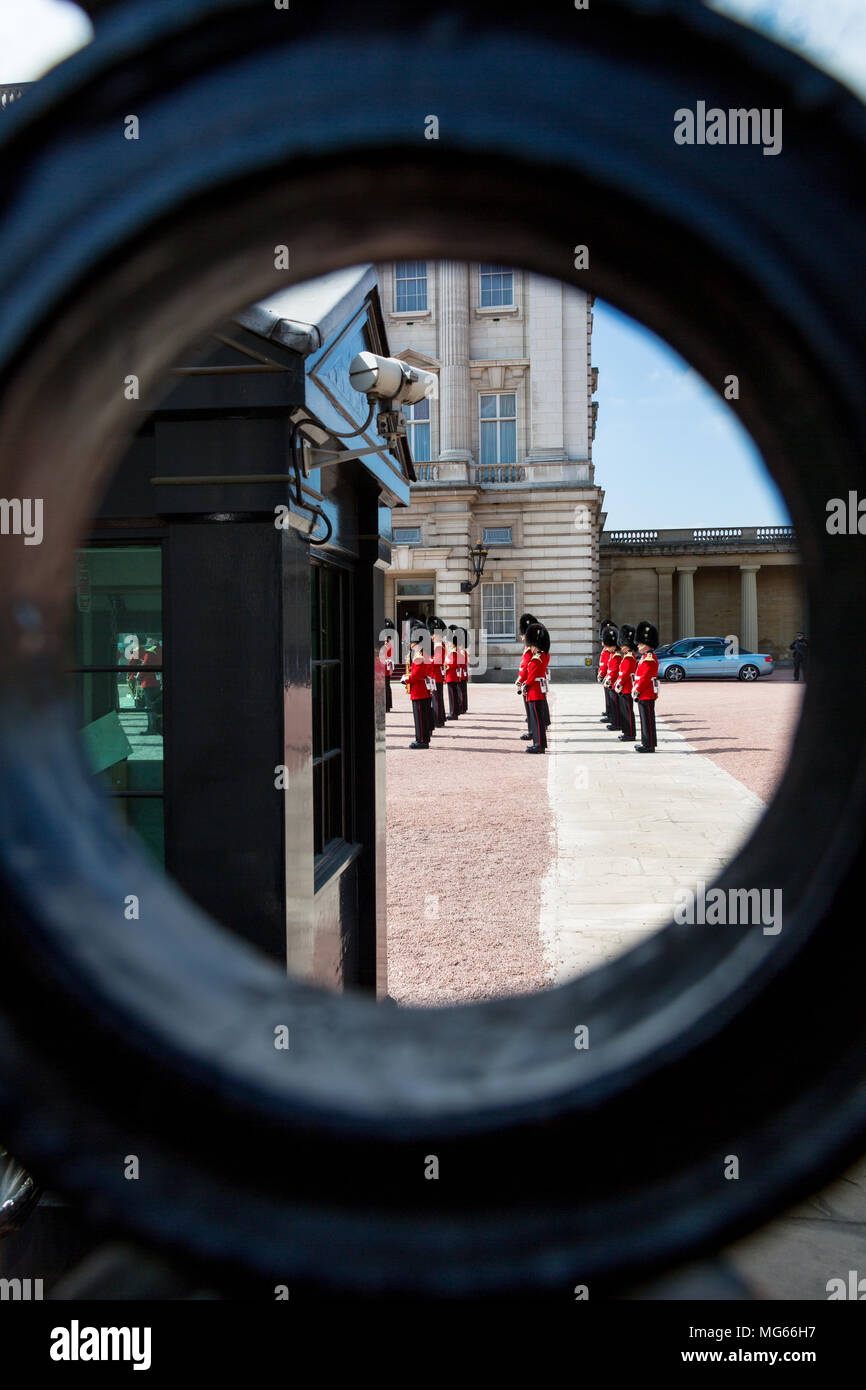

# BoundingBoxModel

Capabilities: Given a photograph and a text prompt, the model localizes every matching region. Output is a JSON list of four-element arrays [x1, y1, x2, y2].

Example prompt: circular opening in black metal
[[1, 0, 865, 1294]]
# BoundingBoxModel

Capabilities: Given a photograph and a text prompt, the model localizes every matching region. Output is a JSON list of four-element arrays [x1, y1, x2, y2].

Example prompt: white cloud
[[708, 0, 866, 99], [0, 0, 92, 82]]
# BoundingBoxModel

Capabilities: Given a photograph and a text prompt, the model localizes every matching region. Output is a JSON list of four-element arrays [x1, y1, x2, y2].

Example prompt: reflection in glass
[[72, 545, 165, 865]]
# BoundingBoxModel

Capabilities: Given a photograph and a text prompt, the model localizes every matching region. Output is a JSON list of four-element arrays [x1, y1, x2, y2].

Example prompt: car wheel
[[665, 665, 685, 682], [738, 665, 759, 681]]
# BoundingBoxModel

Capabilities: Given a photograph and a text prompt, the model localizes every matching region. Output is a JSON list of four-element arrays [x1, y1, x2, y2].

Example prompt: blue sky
[[590, 304, 787, 529], [3, 0, 864, 531]]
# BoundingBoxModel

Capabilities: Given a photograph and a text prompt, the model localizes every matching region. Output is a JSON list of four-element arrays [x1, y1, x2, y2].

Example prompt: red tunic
[[404, 658, 429, 701], [598, 648, 611, 681], [517, 647, 531, 683], [615, 652, 636, 695], [445, 648, 460, 683], [633, 651, 659, 701], [523, 654, 549, 702], [432, 638, 447, 684], [422, 654, 437, 696], [606, 653, 621, 687]]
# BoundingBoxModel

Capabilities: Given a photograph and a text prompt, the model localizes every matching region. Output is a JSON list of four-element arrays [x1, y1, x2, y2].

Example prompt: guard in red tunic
[[633, 619, 660, 753], [614, 623, 638, 742], [444, 627, 461, 719], [604, 638, 622, 731], [454, 623, 469, 714], [520, 621, 550, 753], [403, 628, 432, 748], [381, 618, 397, 714], [515, 612, 538, 740], [427, 616, 448, 729], [538, 622, 552, 728], [598, 621, 617, 724]]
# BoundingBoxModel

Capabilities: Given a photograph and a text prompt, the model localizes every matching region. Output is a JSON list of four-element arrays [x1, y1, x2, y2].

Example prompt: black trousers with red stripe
[[523, 695, 531, 733], [460, 679, 468, 713], [385, 676, 392, 713], [434, 683, 446, 727], [606, 686, 620, 728], [411, 697, 431, 745], [447, 683, 460, 718], [617, 690, 636, 739], [637, 697, 657, 750], [528, 698, 548, 750]]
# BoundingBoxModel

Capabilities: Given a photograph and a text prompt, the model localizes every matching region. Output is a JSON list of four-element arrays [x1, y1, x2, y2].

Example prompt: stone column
[[677, 566, 696, 639], [739, 564, 760, 651], [656, 567, 674, 645], [437, 261, 472, 466]]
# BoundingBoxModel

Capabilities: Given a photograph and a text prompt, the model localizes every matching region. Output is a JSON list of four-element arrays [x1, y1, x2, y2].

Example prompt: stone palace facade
[[377, 260, 602, 680]]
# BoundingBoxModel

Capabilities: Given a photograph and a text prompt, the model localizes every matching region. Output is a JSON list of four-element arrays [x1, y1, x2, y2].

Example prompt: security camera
[[349, 351, 435, 405]]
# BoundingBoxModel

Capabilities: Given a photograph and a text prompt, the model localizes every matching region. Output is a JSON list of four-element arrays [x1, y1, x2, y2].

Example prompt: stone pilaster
[[677, 566, 696, 639], [656, 566, 674, 645], [739, 564, 760, 651], [527, 273, 566, 463]]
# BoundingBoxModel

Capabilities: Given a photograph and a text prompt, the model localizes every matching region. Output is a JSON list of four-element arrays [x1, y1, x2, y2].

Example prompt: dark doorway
[[396, 598, 434, 628]]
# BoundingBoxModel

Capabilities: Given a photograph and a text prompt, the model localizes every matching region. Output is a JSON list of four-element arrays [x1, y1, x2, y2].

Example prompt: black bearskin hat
[[600, 624, 618, 647], [426, 615, 446, 633], [635, 620, 659, 649], [618, 622, 636, 650], [599, 617, 613, 639], [382, 617, 397, 632], [518, 613, 538, 637], [525, 622, 550, 655]]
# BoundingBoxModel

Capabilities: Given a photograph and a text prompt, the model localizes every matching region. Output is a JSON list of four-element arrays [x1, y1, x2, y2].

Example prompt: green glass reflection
[[73, 545, 164, 861]]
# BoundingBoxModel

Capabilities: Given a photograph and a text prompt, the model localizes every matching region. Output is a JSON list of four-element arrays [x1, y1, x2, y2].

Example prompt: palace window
[[479, 264, 514, 307], [481, 581, 516, 640], [482, 526, 513, 545], [393, 527, 422, 544], [405, 395, 431, 462], [479, 392, 517, 465], [394, 261, 428, 312]]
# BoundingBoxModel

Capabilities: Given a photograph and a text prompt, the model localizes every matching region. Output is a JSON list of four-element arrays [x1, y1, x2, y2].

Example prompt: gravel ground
[[655, 668, 805, 803], [386, 671, 803, 1006], [385, 682, 552, 1007]]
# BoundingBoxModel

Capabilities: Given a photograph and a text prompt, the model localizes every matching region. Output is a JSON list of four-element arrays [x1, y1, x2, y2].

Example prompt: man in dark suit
[[790, 631, 808, 682]]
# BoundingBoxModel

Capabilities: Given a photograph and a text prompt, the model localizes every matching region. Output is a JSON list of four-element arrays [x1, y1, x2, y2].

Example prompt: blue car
[[656, 637, 775, 682]]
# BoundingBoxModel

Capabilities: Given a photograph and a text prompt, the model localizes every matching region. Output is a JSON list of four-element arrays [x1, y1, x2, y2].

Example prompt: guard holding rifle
[[456, 624, 469, 713], [445, 626, 461, 720], [633, 619, 660, 753], [614, 623, 638, 742], [604, 635, 622, 732], [427, 616, 448, 729], [520, 621, 550, 754], [381, 617, 397, 714], [598, 621, 617, 725], [403, 625, 433, 749], [516, 612, 538, 740]]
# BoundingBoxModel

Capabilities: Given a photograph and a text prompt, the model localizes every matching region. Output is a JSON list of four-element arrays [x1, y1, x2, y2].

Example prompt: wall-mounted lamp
[[460, 541, 489, 593]]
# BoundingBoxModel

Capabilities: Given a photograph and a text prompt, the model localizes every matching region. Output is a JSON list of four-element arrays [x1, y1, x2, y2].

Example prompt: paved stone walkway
[[386, 679, 866, 1298], [539, 684, 765, 983]]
